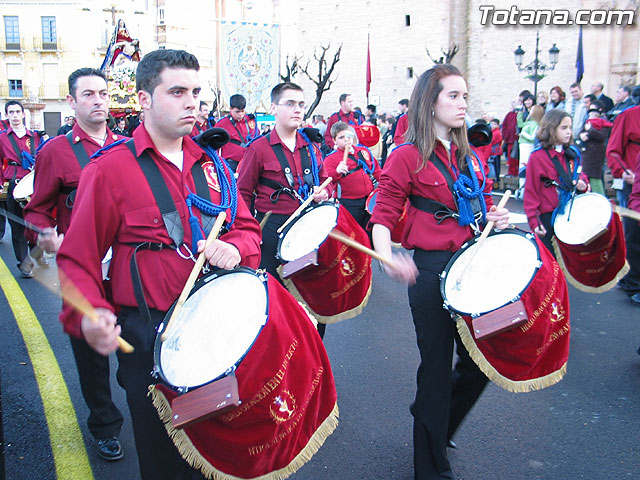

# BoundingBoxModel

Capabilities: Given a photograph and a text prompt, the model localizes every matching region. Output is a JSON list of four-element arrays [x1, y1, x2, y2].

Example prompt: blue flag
[[576, 27, 584, 83]]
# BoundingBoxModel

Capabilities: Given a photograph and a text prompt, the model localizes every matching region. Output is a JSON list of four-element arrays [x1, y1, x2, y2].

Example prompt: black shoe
[[447, 439, 457, 449], [96, 437, 123, 461], [630, 293, 640, 306]]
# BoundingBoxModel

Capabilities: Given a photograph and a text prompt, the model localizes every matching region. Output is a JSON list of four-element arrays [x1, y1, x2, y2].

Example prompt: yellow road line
[[0, 259, 94, 479]]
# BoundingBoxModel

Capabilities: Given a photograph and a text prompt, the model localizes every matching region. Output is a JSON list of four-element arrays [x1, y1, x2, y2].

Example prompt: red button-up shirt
[[56, 124, 261, 338], [0, 127, 42, 183], [371, 142, 494, 252], [237, 128, 330, 215], [324, 110, 364, 149], [606, 105, 640, 179], [323, 145, 380, 199], [215, 115, 258, 164], [523, 147, 588, 230], [23, 124, 123, 244], [393, 114, 408, 146], [190, 120, 210, 138], [628, 152, 640, 214]]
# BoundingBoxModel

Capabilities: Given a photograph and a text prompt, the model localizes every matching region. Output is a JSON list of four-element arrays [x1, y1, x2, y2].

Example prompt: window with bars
[[41, 16, 57, 49], [4, 16, 19, 49]]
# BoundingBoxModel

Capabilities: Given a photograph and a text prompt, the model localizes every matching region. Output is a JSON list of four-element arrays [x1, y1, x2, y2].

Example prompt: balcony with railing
[[0, 37, 24, 52], [33, 35, 62, 52]]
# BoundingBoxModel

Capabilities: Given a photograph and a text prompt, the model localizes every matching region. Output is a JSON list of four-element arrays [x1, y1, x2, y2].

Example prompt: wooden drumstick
[[258, 211, 272, 230], [53, 269, 134, 353], [276, 177, 333, 234], [614, 205, 640, 222], [454, 190, 512, 290], [328, 228, 398, 269], [161, 212, 227, 341]]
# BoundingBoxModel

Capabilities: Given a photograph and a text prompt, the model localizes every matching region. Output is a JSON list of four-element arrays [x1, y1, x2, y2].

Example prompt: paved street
[[0, 199, 639, 480]]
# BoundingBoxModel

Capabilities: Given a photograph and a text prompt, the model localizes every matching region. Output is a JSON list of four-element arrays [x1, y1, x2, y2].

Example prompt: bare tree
[[280, 54, 301, 83], [426, 44, 459, 64], [299, 43, 342, 120]]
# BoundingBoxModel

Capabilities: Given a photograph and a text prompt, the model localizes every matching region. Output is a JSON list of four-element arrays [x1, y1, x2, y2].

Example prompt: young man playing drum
[[56, 49, 261, 479], [0, 100, 46, 278], [23, 68, 127, 461]]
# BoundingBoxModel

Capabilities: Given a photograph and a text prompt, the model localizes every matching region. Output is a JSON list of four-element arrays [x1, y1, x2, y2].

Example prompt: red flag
[[366, 34, 371, 102]]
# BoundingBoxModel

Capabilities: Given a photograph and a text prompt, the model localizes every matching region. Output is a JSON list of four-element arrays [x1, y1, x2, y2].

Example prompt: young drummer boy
[[323, 122, 380, 229]]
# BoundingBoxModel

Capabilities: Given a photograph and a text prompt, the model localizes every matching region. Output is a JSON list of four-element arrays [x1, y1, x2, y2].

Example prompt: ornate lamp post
[[514, 32, 560, 97]]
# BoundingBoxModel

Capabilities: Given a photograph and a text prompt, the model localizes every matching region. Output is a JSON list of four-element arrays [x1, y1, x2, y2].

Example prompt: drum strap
[[344, 151, 377, 185], [62, 132, 92, 208], [545, 149, 573, 192], [8, 132, 37, 170], [258, 177, 304, 203], [228, 116, 247, 146], [7, 131, 36, 157], [408, 195, 459, 223]]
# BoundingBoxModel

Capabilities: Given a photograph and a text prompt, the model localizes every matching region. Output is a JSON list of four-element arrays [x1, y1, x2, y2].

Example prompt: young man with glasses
[[237, 82, 331, 280]]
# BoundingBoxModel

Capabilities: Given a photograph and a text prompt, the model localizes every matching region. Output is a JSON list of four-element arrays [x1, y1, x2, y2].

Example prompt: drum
[[0, 181, 8, 200], [441, 229, 570, 392], [277, 201, 372, 323], [12, 170, 34, 207], [552, 194, 628, 293], [365, 188, 407, 244], [150, 268, 338, 479], [353, 124, 380, 147], [553, 192, 611, 245]]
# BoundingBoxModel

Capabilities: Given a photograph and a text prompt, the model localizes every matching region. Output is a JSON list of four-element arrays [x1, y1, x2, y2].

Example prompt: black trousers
[[408, 250, 488, 480], [6, 181, 28, 264], [69, 336, 123, 439], [116, 308, 205, 480], [255, 210, 327, 339], [620, 215, 640, 295], [0, 199, 7, 239], [338, 197, 371, 232], [538, 211, 555, 257]]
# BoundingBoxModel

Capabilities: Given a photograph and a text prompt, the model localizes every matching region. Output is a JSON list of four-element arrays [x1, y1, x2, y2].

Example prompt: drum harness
[[540, 146, 582, 222], [341, 148, 378, 188], [226, 115, 260, 148], [5, 131, 39, 184], [92, 138, 237, 325], [258, 129, 321, 204], [407, 149, 487, 234]]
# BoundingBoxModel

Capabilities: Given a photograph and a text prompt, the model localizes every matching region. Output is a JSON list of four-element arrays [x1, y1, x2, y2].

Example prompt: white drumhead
[[159, 270, 268, 388], [13, 170, 34, 200], [442, 232, 540, 316], [279, 203, 339, 262], [553, 193, 611, 245]]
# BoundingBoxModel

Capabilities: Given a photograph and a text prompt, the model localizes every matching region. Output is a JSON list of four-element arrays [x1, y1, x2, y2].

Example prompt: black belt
[[409, 195, 459, 224], [259, 177, 303, 203]]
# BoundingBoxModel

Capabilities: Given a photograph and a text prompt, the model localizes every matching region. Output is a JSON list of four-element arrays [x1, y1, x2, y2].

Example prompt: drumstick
[[614, 205, 640, 222], [276, 177, 333, 234], [259, 211, 272, 230], [161, 212, 227, 341], [0, 208, 46, 235], [328, 228, 398, 269], [454, 190, 512, 290], [51, 269, 134, 353]]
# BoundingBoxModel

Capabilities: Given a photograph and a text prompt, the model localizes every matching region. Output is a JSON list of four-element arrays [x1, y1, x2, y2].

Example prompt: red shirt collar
[[269, 127, 307, 150], [69, 123, 119, 146], [6, 125, 33, 137], [132, 123, 206, 171]]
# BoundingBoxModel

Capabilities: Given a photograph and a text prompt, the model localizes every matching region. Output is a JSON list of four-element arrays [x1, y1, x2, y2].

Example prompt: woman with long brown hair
[[370, 64, 510, 479]]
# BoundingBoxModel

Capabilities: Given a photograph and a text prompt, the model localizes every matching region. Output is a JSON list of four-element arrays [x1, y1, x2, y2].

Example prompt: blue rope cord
[[451, 153, 487, 227], [296, 128, 321, 201]]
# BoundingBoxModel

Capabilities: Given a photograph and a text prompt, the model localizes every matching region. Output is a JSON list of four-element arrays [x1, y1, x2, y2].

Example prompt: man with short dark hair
[[214, 94, 259, 172], [57, 115, 74, 136], [190, 100, 210, 136], [564, 82, 587, 137], [0, 100, 45, 277], [56, 49, 261, 479], [24, 66, 127, 462], [591, 81, 614, 112], [365, 104, 378, 125], [608, 85, 635, 121], [392, 98, 410, 145], [324, 93, 365, 149]]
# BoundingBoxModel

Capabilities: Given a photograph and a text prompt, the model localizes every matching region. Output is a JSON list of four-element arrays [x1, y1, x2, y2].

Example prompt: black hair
[[366, 104, 376, 113], [399, 98, 409, 107], [4, 100, 23, 114], [68, 68, 108, 99], [584, 94, 597, 103], [339, 93, 350, 104], [199, 100, 208, 110], [229, 94, 246, 110], [136, 49, 199, 95], [270, 82, 303, 104]]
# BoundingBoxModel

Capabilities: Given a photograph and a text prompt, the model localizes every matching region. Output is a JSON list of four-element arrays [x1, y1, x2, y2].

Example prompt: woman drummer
[[370, 64, 510, 479], [523, 109, 588, 253]]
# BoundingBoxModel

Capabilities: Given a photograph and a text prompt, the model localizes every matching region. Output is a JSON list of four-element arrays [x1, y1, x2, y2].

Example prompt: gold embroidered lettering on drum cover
[[520, 262, 560, 333], [536, 323, 570, 356]]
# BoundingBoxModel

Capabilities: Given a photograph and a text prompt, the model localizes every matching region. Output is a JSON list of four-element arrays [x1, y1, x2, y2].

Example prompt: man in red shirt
[[619, 151, 640, 305], [606, 105, 639, 225], [190, 100, 210, 137], [0, 100, 45, 277], [323, 122, 379, 229], [24, 67, 127, 462], [501, 101, 519, 176], [214, 94, 259, 172], [324, 93, 365, 150], [56, 49, 261, 479]]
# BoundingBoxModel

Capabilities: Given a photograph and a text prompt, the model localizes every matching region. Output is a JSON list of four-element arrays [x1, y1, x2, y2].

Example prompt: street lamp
[[513, 32, 560, 97]]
